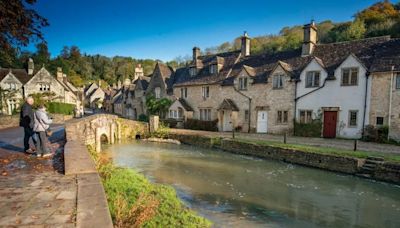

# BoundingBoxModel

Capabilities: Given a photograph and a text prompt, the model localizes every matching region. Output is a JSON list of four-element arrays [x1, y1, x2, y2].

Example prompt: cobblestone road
[[0, 126, 77, 227]]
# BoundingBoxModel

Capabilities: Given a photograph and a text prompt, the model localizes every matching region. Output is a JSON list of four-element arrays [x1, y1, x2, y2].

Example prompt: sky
[[30, 0, 383, 61]]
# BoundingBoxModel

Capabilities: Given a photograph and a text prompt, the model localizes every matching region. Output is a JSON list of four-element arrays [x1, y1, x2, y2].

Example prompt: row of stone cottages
[[0, 58, 80, 115], [104, 21, 400, 141]]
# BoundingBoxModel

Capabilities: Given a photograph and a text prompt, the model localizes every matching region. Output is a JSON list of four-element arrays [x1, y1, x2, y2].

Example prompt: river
[[103, 141, 400, 228]]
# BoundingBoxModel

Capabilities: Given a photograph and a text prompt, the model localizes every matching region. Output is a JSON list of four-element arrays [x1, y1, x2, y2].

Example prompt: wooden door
[[323, 111, 337, 138]]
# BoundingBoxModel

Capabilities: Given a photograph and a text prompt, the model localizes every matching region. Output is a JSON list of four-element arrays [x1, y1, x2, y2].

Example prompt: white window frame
[[154, 87, 161, 99], [272, 74, 284, 89], [239, 77, 248, 90], [299, 110, 313, 124], [348, 110, 358, 127], [202, 86, 209, 99], [341, 67, 358, 86], [305, 71, 320, 88]]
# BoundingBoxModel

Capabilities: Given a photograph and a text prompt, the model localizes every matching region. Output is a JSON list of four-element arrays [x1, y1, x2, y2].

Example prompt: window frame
[[210, 64, 218, 74], [396, 74, 400, 90], [376, 117, 384, 126], [305, 71, 321, 88], [244, 110, 249, 121], [348, 110, 358, 127], [277, 110, 289, 124], [202, 86, 210, 99], [299, 110, 313, 124], [341, 67, 359, 86], [199, 108, 212, 121], [272, 74, 284, 89], [154, 87, 161, 99], [239, 77, 248, 90]]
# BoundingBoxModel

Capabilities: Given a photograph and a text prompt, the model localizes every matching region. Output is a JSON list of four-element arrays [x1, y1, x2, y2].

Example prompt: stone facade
[[0, 71, 24, 115], [370, 72, 400, 141]]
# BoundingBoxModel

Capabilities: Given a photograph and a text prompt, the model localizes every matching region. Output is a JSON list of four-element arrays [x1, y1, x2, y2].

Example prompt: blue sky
[[31, 0, 383, 61]]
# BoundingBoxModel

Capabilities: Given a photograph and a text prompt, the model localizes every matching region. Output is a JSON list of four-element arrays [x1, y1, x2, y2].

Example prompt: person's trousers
[[23, 127, 36, 151], [35, 131, 49, 155]]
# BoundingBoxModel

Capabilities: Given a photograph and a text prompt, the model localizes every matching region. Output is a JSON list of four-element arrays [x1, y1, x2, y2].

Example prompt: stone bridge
[[65, 114, 148, 152]]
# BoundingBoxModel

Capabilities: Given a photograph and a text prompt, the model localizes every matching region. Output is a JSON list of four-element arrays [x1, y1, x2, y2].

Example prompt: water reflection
[[104, 141, 400, 228]]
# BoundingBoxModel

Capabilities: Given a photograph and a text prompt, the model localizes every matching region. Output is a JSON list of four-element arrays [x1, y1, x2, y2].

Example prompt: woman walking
[[33, 105, 53, 158]]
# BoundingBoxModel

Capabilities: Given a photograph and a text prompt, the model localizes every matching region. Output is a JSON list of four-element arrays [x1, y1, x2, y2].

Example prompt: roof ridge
[[317, 36, 391, 46]]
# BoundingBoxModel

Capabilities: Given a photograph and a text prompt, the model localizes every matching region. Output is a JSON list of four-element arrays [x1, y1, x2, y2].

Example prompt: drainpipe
[[293, 80, 298, 135], [388, 66, 395, 140], [361, 71, 370, 138], [233, 87, 252, 133]]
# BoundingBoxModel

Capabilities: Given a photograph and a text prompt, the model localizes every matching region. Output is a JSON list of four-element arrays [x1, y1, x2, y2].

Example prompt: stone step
[[366, 156, 384, 161], [360, 166, 374, 172], [356, 173, 372, 178], [365, 160, 384, 165], [362, 163, 377, 169]]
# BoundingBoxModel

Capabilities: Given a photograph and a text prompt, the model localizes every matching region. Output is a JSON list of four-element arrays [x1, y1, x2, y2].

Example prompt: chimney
[[193, 47, 200, 67], [56, 67, 63, 81], [302, 20, 318, 56], [241, 31, 251, 57], [28, 58, 34, 75]]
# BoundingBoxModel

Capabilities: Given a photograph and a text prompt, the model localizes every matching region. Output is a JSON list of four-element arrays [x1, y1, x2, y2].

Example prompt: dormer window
[[305, 71, 320, 88], [154, 87, 161, 98], [189, 67, 197, 77], [210, 64, 218, 74], [239, 77, 248, 90], [272, 74, 284, 89], [341, 68, 358, 86]]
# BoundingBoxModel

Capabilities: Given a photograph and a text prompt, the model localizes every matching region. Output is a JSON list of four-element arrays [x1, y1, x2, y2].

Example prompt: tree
[[146, 95, 172, 118], [340, 19, 367, 41], [33, 42, 50, 67], [0, 0, 49, 50], [355, 0, 399, 26]]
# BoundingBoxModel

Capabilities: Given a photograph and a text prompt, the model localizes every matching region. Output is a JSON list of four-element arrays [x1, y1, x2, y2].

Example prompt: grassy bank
[[232, 138, 400, 163], [88, 146, 211, 228]]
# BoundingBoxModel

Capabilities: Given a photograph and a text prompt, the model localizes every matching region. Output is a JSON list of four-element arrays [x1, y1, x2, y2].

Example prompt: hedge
[[46, 102, 75, 115]]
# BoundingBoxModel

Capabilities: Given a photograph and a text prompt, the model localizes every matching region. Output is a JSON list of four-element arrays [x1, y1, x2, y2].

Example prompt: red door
[[323, 111, 337, 138]]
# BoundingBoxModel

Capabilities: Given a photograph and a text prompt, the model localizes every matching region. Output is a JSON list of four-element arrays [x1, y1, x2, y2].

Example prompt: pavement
[[170, 129, 400, 155], [0, 125, 77, 227]]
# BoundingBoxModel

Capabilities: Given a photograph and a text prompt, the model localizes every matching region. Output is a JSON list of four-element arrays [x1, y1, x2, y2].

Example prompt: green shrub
[[294, 120, 322, 137], [88, 147, 211, 227], [46, 102, 75, 115], [362, 125, 389, 143], [150, 122, 170, 139], [184, 119, 218, 131], [138, 114, 149, 122]]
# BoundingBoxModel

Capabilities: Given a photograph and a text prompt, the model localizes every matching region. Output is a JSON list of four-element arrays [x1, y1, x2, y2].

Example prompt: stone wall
[[0, 114, 73, 130], [169, 133, 400, 184]]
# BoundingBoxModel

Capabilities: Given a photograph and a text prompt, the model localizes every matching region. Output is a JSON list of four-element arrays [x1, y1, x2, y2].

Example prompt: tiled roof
[[0, 68, 30, 84], [178, 98, 193, 111], [171, 36, 400, 88], [218, 99, 239, 111]]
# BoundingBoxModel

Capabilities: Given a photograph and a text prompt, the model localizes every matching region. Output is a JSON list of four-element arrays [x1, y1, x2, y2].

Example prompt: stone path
[[171, 129, 400, 155], [0, 126, 77, 227]]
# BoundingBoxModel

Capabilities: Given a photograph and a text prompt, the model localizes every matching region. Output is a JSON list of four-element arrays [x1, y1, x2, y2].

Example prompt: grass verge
[[232, 138, 400, 163], [88, 146, 211, 228]]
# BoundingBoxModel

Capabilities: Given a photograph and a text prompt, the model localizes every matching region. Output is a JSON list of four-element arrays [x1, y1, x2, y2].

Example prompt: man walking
[[19, 97, 36, 153]]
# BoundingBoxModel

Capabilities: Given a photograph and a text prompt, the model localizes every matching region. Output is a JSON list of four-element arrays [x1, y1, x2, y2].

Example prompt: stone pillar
[[149, 115, 159, 133], [110, 123, 115, 144], [116, 122, 122, 141], [95, 128, 101, 152]]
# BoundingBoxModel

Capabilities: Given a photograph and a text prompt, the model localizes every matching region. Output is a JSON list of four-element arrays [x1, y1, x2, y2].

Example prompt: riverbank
[[168, 132, 400, 185], [88, 146, 211, 227]]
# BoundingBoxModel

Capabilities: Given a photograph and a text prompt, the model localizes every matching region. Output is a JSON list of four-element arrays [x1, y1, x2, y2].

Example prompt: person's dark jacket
[[20, 103, 34, 129]]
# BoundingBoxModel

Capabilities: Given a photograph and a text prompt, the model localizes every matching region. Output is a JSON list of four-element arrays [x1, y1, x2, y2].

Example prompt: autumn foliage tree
[[0, 0, 49, 50]]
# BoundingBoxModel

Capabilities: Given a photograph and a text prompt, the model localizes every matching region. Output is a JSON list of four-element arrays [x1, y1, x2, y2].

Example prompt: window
[[244, 110, 249, 121], [202, 86, 209, 99], [299, 110, 313, 124], [39, 84, 50, 91], [305, 71, 320, 88], [376, 117, 384, 126], [154, 87, 161, 98], [199, 108, 211, 121], [239, 77, 248, 90], [341, 68, 358, 86], [396, 74, 400, 89], [273, 74, 284, 89], [349, 110, 358, 127], [180, 87, 187, 98], [277, 111, 289, 124], [210, 64, 218, 74], [189, 67, 197, 77]]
